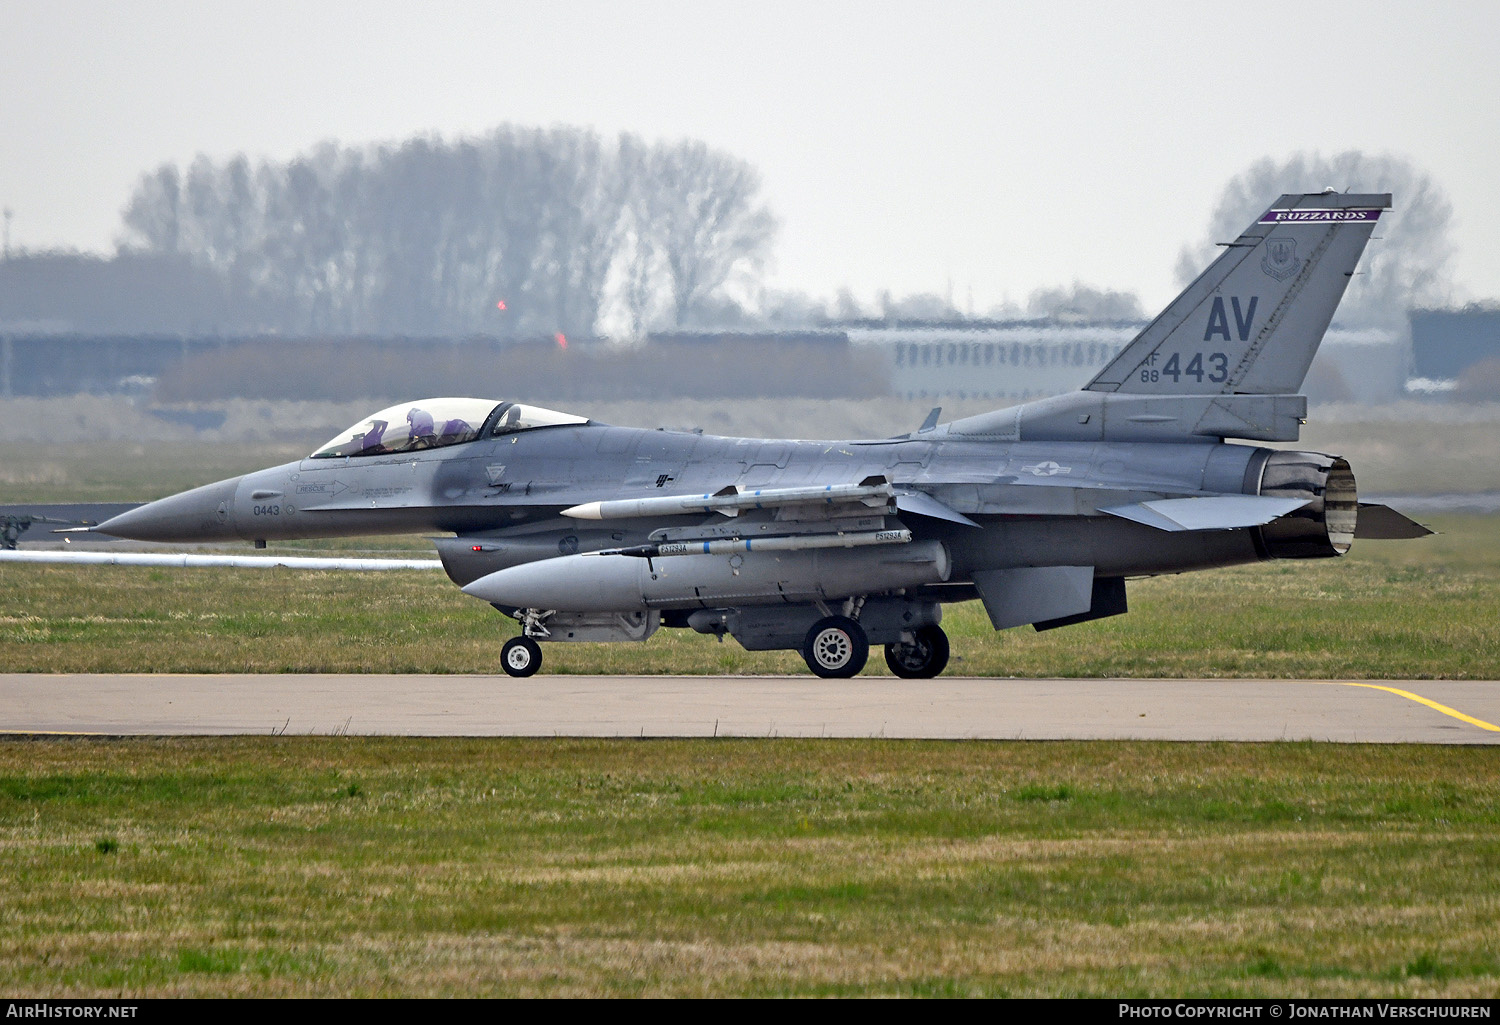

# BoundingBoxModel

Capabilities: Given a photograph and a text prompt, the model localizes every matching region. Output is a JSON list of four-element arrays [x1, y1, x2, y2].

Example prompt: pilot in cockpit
[[406, 407, 436, 448]]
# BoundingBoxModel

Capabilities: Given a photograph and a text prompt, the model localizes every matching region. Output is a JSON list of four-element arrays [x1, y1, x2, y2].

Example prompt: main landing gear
[[801, 615, 869, 678], [883, 624, 950, 679], [499, 608, 952, 680], [800, 617, 952, 679]]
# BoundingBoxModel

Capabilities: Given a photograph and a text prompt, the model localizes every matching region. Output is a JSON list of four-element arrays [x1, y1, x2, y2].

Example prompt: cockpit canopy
[[311, 398, 589, 458]]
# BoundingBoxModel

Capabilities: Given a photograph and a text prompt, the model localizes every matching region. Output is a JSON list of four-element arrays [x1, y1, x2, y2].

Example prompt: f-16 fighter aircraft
[[90, 191, 1427, 678]]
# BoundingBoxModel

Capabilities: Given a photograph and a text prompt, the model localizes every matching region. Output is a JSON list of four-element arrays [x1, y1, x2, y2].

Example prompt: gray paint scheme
[[1086, 191, 1383, 396], [972, 566, 1095, 630], [92, 192, 1429, 677]]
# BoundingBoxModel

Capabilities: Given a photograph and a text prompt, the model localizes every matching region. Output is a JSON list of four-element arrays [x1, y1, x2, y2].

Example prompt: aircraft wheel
[[884, 625, 950, 679], [802, 616, 869, 678], [500, 636, 542, 678]]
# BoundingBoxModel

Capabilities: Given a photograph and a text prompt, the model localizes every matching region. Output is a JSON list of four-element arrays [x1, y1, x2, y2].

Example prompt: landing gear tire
[[802, 615, 869, 678], [884, 625, 950, 679], [500, 636, 542, 678]]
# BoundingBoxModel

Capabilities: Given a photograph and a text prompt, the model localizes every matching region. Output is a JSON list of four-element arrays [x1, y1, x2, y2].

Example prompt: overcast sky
[[2, 0, 1495, 313]]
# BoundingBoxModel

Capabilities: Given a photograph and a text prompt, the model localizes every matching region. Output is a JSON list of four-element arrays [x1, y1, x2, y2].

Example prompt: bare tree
[[608, 133, 672, 337], [119, 165, 182, 254], [632, 138, 778, 328], [113, 127, 778, 338]]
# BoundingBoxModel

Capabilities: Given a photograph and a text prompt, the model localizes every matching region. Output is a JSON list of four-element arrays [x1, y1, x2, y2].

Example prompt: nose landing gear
[[500, 635, 542, 677]]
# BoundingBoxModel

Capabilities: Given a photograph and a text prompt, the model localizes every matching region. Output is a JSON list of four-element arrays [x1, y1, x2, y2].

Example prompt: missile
[[601, 529, 910, 558], [562, 479, 895, 521]]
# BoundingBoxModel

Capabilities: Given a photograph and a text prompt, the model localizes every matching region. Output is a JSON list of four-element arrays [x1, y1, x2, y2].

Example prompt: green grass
[[0, 737, 1496, 997], [2, 514, 1496, 677], [1, 442, 317, 504]]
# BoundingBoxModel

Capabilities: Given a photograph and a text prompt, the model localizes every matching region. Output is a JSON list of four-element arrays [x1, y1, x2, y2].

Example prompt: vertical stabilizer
[[1085, 192, 1389, 395]]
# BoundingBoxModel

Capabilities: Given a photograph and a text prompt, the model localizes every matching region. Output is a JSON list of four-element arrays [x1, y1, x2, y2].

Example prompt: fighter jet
[[90, 191, 1427, 678]]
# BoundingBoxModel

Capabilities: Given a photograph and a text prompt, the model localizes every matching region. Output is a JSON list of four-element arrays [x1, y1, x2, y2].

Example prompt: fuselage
[[96, 415, 1325, 593]]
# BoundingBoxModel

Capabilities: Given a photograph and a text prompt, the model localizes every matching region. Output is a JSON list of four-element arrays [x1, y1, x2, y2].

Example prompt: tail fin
[[1086, 192, 1389, 395]]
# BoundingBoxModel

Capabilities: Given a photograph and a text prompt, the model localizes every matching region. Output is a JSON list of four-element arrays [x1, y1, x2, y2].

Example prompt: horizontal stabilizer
[[1101, 495, 1310, 532], [1355, 503, 1434, 539]]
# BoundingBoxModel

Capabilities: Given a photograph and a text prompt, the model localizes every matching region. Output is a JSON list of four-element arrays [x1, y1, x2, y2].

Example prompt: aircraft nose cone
[[94, 477, 243, 542]]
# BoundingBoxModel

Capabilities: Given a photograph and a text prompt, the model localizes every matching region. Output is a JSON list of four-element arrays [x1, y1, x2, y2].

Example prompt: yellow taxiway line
[[1321, 682, 1500, 732]]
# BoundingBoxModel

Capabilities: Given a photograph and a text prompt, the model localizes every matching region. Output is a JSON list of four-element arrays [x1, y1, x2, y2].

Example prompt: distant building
[[1316, 327, 1411, 404], [0, 251, 239, 335], [1409, 308, 1500, 381], [848, 321, 1130, 402], [0, 317, 1420, 404], [846, 320, 1407, 404]]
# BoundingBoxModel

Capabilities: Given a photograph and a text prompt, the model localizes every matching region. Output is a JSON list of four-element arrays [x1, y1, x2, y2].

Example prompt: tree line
[[1175, 151, 1456, 326], [1, 142, 1461, 340], [116, 127, 777, 338]]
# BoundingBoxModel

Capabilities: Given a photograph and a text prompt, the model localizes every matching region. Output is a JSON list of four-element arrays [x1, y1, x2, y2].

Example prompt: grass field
[[1, 737, 1495, 997], [2, 514, 1496, 678]]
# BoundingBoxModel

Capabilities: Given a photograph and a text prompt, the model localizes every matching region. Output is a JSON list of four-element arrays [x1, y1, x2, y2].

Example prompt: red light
[[495, 300, 507, 311], [471, 545, 483, 551], [555, 332, 567, 349]]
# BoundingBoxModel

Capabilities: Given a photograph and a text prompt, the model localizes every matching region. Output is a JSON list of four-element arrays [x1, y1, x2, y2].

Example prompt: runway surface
[[3, 674, 1498, 742]]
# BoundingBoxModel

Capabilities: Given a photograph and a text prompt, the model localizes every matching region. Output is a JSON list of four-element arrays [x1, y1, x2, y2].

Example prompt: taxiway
[[3, 674, 1497, 743]]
